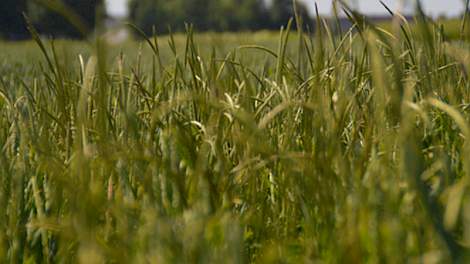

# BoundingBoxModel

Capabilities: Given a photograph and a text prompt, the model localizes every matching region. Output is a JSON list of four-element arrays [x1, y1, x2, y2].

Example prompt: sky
[[105, 0, 467, 18]]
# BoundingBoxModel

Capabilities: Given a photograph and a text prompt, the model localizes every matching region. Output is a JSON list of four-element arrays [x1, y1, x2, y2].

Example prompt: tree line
[[0, 0, 311, 40], [129, 0, 312, 34], [0, 0, 103, 39]]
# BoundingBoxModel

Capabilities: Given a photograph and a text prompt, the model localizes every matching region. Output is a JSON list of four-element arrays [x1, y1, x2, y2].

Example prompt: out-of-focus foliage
[[128, 0, 312, 34], [0, 0, 28, 39], [28, 0, 104, 38], [0, 0, 103, 40], [1, 4, 470, 261]]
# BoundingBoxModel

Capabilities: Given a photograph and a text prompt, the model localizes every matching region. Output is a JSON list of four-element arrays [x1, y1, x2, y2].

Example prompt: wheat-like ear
[[1, 1, 470, 262]]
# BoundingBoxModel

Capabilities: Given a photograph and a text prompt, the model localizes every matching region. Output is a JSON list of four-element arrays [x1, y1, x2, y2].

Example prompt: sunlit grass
[[0, 6, 470, 263]]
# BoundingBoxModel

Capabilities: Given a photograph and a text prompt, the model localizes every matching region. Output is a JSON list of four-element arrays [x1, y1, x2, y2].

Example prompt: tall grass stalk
[[0, 2, 470, 262]]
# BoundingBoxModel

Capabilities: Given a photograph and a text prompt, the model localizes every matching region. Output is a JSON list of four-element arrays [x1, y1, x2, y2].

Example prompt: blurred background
[[0, 0, 468, 40], [107, 0, 468, 19]]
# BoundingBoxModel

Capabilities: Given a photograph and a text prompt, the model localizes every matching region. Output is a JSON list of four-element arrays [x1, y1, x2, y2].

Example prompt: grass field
[[1, 12, 470, 263]]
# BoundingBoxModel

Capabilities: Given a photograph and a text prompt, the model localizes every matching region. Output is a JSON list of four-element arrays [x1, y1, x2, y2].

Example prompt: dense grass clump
[[1, 9, 470, 263]]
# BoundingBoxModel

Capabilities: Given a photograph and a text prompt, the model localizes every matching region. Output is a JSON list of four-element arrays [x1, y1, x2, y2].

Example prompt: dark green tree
[[129, 0, 185, 34], [207, 0, 268, 31], [0, 0, 28, 39], [228, 0, 269, 30], [30, 0, 104, 38], [128, 0, 311, 34], [269, 0, 312, 29], [205, 0, 237, 31], [270, 0, 292, 26], [184, 0, 211, 31]]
